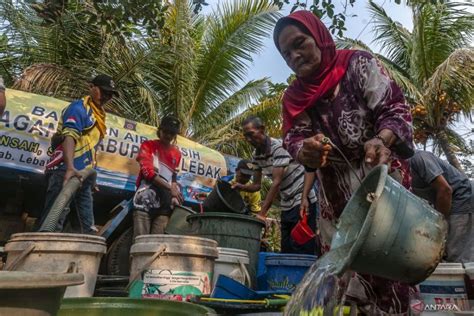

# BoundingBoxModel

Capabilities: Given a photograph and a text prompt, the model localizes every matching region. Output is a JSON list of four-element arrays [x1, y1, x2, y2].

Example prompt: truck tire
[[106, 227, 133, 275]]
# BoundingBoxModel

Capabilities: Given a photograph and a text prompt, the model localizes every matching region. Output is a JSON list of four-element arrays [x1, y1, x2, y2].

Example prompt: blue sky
[[203, 0, 414, 83]]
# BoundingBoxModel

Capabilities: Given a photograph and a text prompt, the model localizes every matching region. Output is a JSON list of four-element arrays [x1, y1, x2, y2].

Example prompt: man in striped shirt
[[234, 116, 317, 254]]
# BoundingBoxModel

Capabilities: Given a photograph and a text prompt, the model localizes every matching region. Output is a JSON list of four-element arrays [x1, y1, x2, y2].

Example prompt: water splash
[[284, 242, 355, 316]]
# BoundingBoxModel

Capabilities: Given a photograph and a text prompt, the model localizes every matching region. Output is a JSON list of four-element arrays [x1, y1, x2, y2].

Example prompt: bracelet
[[373, 134, 389, 147]]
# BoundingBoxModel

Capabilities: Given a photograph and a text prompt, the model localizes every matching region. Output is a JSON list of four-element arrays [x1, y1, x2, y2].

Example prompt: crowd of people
[[2, 10, 469, 316]]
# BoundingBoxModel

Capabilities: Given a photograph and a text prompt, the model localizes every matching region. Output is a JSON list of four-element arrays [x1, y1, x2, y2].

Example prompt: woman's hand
[[364, 137, 391, 167], [297, 134, 332, 169]]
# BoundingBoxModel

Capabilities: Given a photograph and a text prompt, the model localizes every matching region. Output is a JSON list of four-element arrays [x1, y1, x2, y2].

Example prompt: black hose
[[39, 168, 97, 232]]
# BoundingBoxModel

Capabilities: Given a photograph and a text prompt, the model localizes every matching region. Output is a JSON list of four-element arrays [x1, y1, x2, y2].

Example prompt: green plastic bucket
[[165, 205, 196, 235], [330, 165, 447, 284], [59, 297, 216, 316], [186, 213, 265, 288]]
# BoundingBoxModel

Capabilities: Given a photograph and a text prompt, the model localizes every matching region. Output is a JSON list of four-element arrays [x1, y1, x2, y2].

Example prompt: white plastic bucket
[[464, 262, 474, 299], [213, 247, 250, 288], [4, 233, 106, 298], [418, 263, 469, 311], [130, 234, 218, 301]]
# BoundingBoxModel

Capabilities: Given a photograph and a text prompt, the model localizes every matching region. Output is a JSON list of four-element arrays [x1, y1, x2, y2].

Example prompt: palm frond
[[203, 89, 283, 158], [410, 1, 474, 86], [191, 0, 280, 128], [12, 63, 86, 100], [192, 78, 270, 139], [161, 0, 200, 131], [430, 126, 471, 155], [423, 48, 474, 116], [336, 38, 373, 51], [368, 0, 412, 72]]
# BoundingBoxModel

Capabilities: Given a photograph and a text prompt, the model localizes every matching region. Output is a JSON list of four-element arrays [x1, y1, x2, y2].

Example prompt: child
[[132, 116, 183, 241]]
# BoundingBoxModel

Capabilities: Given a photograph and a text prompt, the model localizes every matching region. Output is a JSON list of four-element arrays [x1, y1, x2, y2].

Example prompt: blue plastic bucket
[[257, 252, 272, 291], [264, 254, 317, 292]]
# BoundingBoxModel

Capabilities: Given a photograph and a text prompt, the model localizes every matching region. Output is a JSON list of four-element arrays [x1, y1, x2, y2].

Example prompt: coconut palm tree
[[337, 1, 474, 170], [0, 0, 280, 147]]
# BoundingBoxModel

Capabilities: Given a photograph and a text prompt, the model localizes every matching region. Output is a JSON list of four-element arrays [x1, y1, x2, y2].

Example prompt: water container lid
[[265, 253, 317, 267], [131, 235, 219, 258], [217, 247, 249, 257], [464, 262, 474, 269], [432, 262, 465, 275], [216, 247, 250, 264]]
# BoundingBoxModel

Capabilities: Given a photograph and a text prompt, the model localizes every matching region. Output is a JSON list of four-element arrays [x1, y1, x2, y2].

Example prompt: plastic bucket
[[59, 297, 216, 316], [165, 205, 196, 235], [129, 234, 218, 301], [187, 213, 265, 288], [0, 271, 83, 316], [265, 254, 317, 292], [330, 165, 447, 284], [464, 262, 474, 300], [203, 180, 246, 214], [290, 213, 315, 245], [4, 233, 106, 297], [418, 263, 469, 311], [213, 247, 250, 288], [257, 252, 272, 291]]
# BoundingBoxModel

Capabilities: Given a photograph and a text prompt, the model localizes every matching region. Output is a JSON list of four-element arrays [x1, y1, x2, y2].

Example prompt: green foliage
[[87, 1, 168, 39], [271, 0, 355, 37], [27, 0, 168, 40]]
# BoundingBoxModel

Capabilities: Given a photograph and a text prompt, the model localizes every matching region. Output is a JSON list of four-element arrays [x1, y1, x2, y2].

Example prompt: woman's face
[[278, 24, 321, 79]]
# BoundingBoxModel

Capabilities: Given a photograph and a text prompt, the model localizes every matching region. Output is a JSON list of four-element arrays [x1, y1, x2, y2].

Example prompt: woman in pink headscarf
[[274, 11, 415, 315]]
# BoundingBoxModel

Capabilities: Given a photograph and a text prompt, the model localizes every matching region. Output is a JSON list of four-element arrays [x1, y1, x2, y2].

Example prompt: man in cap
[[38, 74, 118, 234], [132, 116, 184, 240], [225, 159, 261, 214]]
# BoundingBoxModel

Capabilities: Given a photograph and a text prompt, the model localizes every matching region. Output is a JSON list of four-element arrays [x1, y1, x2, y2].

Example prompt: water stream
[[284, 242, 355, 316]]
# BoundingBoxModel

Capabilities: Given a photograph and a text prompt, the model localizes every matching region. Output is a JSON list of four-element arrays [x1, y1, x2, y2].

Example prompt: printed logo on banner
[[124, 120, 137, 131]]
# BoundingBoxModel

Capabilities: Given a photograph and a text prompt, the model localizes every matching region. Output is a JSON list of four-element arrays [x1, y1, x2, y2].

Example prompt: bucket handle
[[66, 261, 79, 274], [238, 260, 251, 289], [4, 243, 35, 271], [126, 245, 167, 291]]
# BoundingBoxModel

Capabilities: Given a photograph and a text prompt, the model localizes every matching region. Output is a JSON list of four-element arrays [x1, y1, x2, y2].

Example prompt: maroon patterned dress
[[284, 51, 415, 314]]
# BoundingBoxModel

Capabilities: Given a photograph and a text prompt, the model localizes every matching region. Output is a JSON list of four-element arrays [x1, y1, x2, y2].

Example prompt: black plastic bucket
[[203, 180, 247, 214]]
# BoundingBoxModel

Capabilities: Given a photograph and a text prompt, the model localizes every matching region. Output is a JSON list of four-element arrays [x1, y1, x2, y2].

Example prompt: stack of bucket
[[1, 232, 106, 316], [129, 235, 218, 301], [466, 262, 474, 299], [4, 233, 106, 297], [418, 262, 474, 312]]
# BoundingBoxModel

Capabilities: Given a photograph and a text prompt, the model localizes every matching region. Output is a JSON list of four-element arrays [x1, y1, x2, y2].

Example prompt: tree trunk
[[436, 129, 465, 173]]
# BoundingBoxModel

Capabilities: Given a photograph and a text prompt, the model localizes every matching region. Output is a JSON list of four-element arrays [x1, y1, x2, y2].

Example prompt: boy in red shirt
[[133, 116, 183, 240]]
